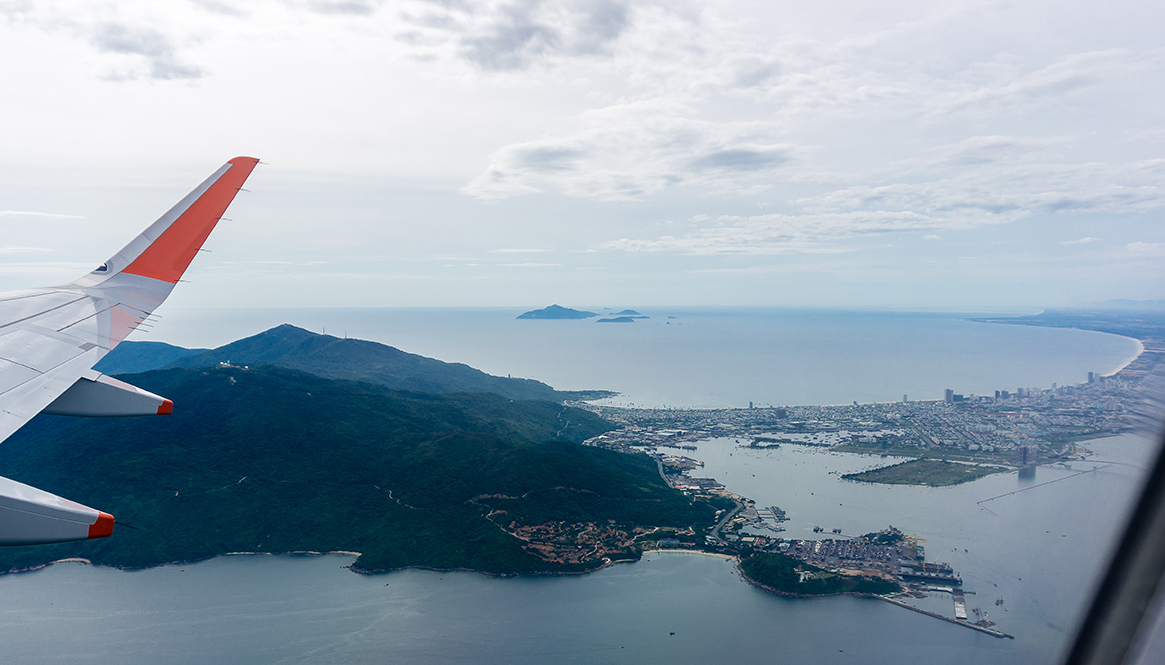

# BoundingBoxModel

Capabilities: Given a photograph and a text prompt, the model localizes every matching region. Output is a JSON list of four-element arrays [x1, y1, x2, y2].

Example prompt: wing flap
[[0, 475, 112, 546], [45, 371, 171, 417]]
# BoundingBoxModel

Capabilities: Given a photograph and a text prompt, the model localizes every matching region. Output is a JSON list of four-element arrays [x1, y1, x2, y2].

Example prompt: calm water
[[674, 433, 1157, 661], [145, 307, 1140, 408], [0, 435, 1150, 664], [0, 308, 1153, 663], [0, 552, 1007, 665]]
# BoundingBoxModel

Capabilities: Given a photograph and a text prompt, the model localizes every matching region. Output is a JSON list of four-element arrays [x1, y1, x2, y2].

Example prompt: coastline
[[1107, 337, 1146, 377], [6, 545, 1018, 641], [2, 550, 365, 577], [736, 561, 1015, 639], [642, 548, 736, 560], [5, 548, 632, 580]]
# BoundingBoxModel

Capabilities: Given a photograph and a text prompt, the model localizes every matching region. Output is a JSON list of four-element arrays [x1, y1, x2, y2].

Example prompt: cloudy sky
[[0, 0, 1161, 310]]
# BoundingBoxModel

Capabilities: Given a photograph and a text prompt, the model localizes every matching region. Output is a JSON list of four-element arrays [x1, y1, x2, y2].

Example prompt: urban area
[[572, 338, 1164, 638]]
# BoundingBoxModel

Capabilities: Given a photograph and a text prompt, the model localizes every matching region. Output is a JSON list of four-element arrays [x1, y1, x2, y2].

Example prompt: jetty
[[880, 596, 1014, 639]]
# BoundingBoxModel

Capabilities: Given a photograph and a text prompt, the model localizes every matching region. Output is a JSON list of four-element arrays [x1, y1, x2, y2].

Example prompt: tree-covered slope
[[0, 366, 708, 575], [740, 553, 901, 596], [164, 324, 612, 401]]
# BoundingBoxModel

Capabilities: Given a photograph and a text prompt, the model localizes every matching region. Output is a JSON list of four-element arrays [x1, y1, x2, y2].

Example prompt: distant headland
[[517, 305, 598, 320]]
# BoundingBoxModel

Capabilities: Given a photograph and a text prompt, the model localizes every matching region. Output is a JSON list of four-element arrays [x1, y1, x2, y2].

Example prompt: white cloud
[[1126, 242, 1165, 257], [0, 0, 1161, 307], [90, 21, 203, 80], [1063, 237, 1099, 245], [0, 246, 50, 254], [925, 49, 1145, 119], [463, 100, 795, 200], [0, 211, 84, 219], [604, 211, 934, 255], [398, 0, 635, 71]]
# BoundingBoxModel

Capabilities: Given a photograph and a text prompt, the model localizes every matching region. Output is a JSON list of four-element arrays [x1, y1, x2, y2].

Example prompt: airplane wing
[[0, 157, 259, 546]]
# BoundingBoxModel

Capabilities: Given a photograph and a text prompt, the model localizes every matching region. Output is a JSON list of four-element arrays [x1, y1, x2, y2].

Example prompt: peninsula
[[740, 551, 901, 596], [0, 329, 713, 576]]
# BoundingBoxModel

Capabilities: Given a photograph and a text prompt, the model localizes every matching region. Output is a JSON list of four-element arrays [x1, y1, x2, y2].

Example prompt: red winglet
[[123, 157, 260, 284], [157, 399, 174, 415], [87, 512, 115, 539]]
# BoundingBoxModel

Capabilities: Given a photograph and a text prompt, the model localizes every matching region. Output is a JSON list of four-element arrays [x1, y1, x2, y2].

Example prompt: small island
[[842, 459, 1007, 487], [516, 305, 598, 320], [613, 310, 648, 318], [597, 317, 637, 323]]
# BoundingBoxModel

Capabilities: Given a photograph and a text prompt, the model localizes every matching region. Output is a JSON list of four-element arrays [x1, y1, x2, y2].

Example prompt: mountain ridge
[[0, 363, 719, 575], [126, 324, 615, 402]]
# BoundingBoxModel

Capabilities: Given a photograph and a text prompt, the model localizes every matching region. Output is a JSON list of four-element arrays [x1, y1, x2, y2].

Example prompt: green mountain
[[163, 324, 612, 402], [741, 553, 901, 596], [0, 365, 718, 575], [516, 305, 598, 319]]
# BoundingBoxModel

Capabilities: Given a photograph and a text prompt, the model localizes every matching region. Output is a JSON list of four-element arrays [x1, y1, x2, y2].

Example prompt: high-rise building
[[944, 388, 954, 403], [1019, 444, 1038, 466]]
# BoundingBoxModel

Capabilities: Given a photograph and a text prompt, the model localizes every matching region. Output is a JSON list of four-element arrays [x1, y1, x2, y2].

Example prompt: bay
[[145, 307, 1139, 409], [666, 432, 1156, 662], [0, 552, 1020, 664]]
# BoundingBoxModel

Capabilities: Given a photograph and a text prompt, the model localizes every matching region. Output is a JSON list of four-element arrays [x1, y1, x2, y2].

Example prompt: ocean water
[[0, 434, 1151, 665], [144, 307, 1140, 408], [0, 308, 1154, 663], [0, 552, 1000, 665]]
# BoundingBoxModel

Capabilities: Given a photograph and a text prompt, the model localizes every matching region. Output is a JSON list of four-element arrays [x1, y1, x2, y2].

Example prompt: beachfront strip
[[579, 343, 1162, 467]]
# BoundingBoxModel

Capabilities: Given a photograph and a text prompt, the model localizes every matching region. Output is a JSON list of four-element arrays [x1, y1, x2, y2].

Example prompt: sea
[[0, 307, 1155, 664]]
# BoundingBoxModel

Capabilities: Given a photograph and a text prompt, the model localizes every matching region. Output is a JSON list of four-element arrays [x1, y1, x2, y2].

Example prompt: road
[[708, 497, 745, 545]]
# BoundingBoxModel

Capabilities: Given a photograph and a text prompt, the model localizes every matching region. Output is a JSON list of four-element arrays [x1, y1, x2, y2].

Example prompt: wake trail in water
[[977, 465, 1112, 504]]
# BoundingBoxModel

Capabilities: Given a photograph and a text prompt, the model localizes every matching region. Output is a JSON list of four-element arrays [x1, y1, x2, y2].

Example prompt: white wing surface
[[0, 157, 259, 545]]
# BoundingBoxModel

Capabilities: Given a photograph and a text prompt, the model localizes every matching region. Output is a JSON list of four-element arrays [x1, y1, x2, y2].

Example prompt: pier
[[879, 596, 1014, 639], [953, 590, 968, 619]]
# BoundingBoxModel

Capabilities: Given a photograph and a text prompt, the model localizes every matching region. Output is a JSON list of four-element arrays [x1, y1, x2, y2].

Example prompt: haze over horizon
[[0, 0, 1161, 310]]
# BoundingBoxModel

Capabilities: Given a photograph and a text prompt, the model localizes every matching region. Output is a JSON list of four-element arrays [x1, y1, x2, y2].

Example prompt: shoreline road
[[710, 498, 745, 545], [656, 459, 670, 486]]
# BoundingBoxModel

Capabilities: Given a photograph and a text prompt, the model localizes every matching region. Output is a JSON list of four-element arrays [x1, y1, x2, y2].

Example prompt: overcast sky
[[0, 0, 1161, 310]]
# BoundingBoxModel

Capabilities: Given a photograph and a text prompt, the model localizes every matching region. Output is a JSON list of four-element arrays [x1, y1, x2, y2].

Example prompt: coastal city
[[578, 339, 1162, 467], [569, 337, 1164, 639]]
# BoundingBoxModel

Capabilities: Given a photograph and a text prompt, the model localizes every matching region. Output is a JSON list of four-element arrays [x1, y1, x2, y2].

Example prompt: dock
[[879, 596, 1013, 639], [953, 591, 968, 620]]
